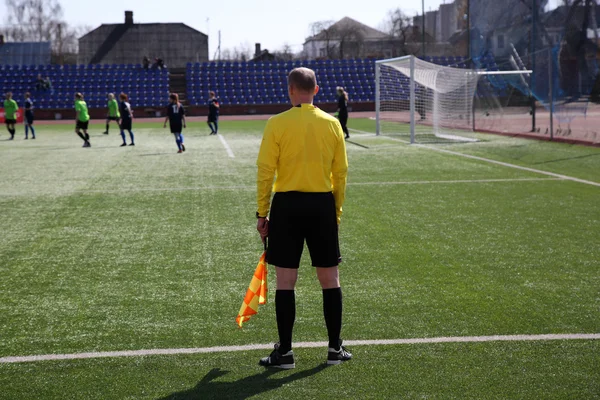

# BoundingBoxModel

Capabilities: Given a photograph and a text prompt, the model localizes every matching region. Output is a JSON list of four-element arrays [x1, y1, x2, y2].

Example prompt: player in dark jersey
[[163, 93, 186, 153], [118, 93, 134, 146], [207, 91, 219, 135], [24, 92, 36, 140], [336, 87, 349, 139]]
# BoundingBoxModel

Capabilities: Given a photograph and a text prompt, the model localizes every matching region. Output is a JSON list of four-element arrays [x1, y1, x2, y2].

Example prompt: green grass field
[[1, 118, 599, 399]]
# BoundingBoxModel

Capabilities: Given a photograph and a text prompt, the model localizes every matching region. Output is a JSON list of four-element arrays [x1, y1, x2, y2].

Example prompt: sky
[[1, 0, 563, 59]]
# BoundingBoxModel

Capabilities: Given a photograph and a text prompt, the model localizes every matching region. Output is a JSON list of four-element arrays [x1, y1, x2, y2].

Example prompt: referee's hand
[[256, 217, 268, 241]]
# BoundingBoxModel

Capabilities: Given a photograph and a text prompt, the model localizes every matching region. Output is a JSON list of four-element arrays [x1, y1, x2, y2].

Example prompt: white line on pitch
[[373, 134, 600, 188], [218, 134, 235, 158], [1, 333, 598, 364], [58, 178, 561, 194]]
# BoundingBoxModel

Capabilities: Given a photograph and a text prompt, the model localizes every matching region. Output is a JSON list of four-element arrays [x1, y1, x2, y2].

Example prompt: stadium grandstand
[[186, 56, 468, 106], [0, 64, 169, 110]]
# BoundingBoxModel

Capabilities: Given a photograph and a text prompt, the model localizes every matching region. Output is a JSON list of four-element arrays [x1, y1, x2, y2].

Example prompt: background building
[[78, 11, 208, 67]]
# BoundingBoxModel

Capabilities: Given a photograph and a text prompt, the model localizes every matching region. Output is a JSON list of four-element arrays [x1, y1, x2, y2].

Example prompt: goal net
[[376, 55, 480, 143], [376, 55, 533, 143]]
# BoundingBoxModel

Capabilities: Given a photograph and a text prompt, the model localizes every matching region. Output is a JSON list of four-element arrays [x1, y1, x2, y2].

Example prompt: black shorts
[[170, 124, 182, 134], [4, 119, 16, 125], [107, 116, 120, 121], [208, 115, 218, 123], [76, 120, 89, 130], [120, 119, 132, 131], [25, 112, 34, 124], [267, 191, 341, 269]]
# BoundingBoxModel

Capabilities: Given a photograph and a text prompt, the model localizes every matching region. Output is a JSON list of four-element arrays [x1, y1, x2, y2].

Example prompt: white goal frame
[[375, 55, 533, 143]]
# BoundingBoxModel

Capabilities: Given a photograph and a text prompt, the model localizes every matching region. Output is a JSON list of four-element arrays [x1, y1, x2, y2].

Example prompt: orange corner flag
[[236, 251, 268, 328]]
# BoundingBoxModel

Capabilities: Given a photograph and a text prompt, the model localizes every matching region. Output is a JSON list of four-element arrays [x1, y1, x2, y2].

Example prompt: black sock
[[76, 131, 86, 141], [10, 128, 15, 135], [323, 287, 343, 349], [275, 290, 295, 354], [106, 123, 109, 132], [84, 132, 90, 141]]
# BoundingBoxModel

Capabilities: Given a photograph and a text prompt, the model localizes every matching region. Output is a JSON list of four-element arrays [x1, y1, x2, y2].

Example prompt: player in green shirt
[[4, 92, 18, 140], [74, 93, 91, 148], [103, 93, 121, 135]]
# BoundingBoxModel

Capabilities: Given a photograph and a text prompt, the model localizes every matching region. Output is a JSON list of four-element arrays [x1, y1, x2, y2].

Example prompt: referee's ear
[[313, 85, 320, 96]]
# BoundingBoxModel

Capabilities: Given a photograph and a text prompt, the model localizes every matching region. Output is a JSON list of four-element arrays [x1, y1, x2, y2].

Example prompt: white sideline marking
[[68, 178, 561, 195], [1, 333, 598, 364], [218, 134, 235, 158], [349, 178, 562, 186], [373, 134, 600, 188]]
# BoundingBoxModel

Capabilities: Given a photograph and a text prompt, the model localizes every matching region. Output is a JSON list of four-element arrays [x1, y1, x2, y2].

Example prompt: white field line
[[63, 178, 562, 195], [1, 333, 598, 364], [218, 134, 235, 158], [365, 132, 600, 188]]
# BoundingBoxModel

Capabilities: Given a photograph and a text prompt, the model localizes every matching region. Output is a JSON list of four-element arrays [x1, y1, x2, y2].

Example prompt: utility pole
[[466, 0, 471, 61], [422, 0, 425, 56], [531, 0, 537, 132]]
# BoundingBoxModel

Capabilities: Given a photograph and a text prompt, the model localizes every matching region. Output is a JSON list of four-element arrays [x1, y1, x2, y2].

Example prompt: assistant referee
[[256, 67, 351, 369]]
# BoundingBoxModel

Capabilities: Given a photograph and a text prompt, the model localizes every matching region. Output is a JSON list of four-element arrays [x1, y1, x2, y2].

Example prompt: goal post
[[375, 55, 532, 143]]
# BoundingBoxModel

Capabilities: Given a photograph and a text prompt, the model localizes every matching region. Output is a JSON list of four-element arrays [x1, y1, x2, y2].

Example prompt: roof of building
[[305, 17, 389, 43], [80, 22, 207, 40]]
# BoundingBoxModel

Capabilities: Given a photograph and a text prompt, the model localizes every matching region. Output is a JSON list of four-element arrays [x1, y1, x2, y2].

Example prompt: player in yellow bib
[[74, 93, 91, 148], [103, 93, 121, 135], [4, 92, 18, 140]]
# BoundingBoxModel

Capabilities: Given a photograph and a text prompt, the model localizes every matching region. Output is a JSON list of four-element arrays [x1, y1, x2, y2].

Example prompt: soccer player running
[[3, 92, 18, 140], [207, 91, 219, 135], [163, 93, 186, 153], [24, 92, 36, 140], [256, 67, 350, 369], [103, 93, 121, 135], [336, 86, 350, 139], [118, 93, 135, 146], [74, 93, 91, 148]]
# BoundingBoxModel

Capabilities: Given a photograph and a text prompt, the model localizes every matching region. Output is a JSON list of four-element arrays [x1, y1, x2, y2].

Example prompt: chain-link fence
[[470, 0, 600, 144]]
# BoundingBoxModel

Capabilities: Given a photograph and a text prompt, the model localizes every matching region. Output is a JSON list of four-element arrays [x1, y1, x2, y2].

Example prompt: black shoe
[[9, 136, 14, 140], [120, 143, 127, 147], [327, 341, 352, 365], [24, 137, 28, 140], [86, 141, 92, 148], [259, 343, 295, 369], [129, 143, 135, 146], [181, 143, 186, 151], [32, 136, 36, 140], [103, 131, 109, 135]]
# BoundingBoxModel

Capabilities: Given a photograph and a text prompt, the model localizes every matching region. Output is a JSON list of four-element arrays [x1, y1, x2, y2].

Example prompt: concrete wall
[[79, 24, 208, 67]]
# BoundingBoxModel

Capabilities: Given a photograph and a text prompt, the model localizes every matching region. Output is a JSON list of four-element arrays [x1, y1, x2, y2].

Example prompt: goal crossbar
[[375, 55, 532, 143]]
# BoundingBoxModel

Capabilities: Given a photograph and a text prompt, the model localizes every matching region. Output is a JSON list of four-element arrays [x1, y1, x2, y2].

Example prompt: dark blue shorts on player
[[266, 191, 341, 269]]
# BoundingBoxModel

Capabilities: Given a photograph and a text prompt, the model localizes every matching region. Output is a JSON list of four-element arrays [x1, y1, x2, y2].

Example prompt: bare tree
[[3, 0, 87, 62], [381, 8, 415, 56], [274, 43, 294, 61], [336, 22, 365, 59], [219, 42, 253, 61], [310, 20, 337, 59]]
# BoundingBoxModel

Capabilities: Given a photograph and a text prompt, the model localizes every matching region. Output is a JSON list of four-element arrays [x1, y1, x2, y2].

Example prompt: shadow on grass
[[158, 364, 327, 400], [533, 152, 600, 165], [139, 153, 173, 157]]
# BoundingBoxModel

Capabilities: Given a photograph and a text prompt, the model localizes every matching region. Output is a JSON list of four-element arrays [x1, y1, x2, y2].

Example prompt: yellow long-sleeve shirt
[[256, 103, 348, 223]]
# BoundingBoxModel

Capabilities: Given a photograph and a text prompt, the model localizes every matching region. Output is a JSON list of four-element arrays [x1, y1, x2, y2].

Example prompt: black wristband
[[256, 212, 265, 219]]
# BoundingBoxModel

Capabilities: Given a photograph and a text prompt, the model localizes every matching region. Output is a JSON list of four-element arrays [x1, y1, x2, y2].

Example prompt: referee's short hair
[[288, 67, 317, 93]]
